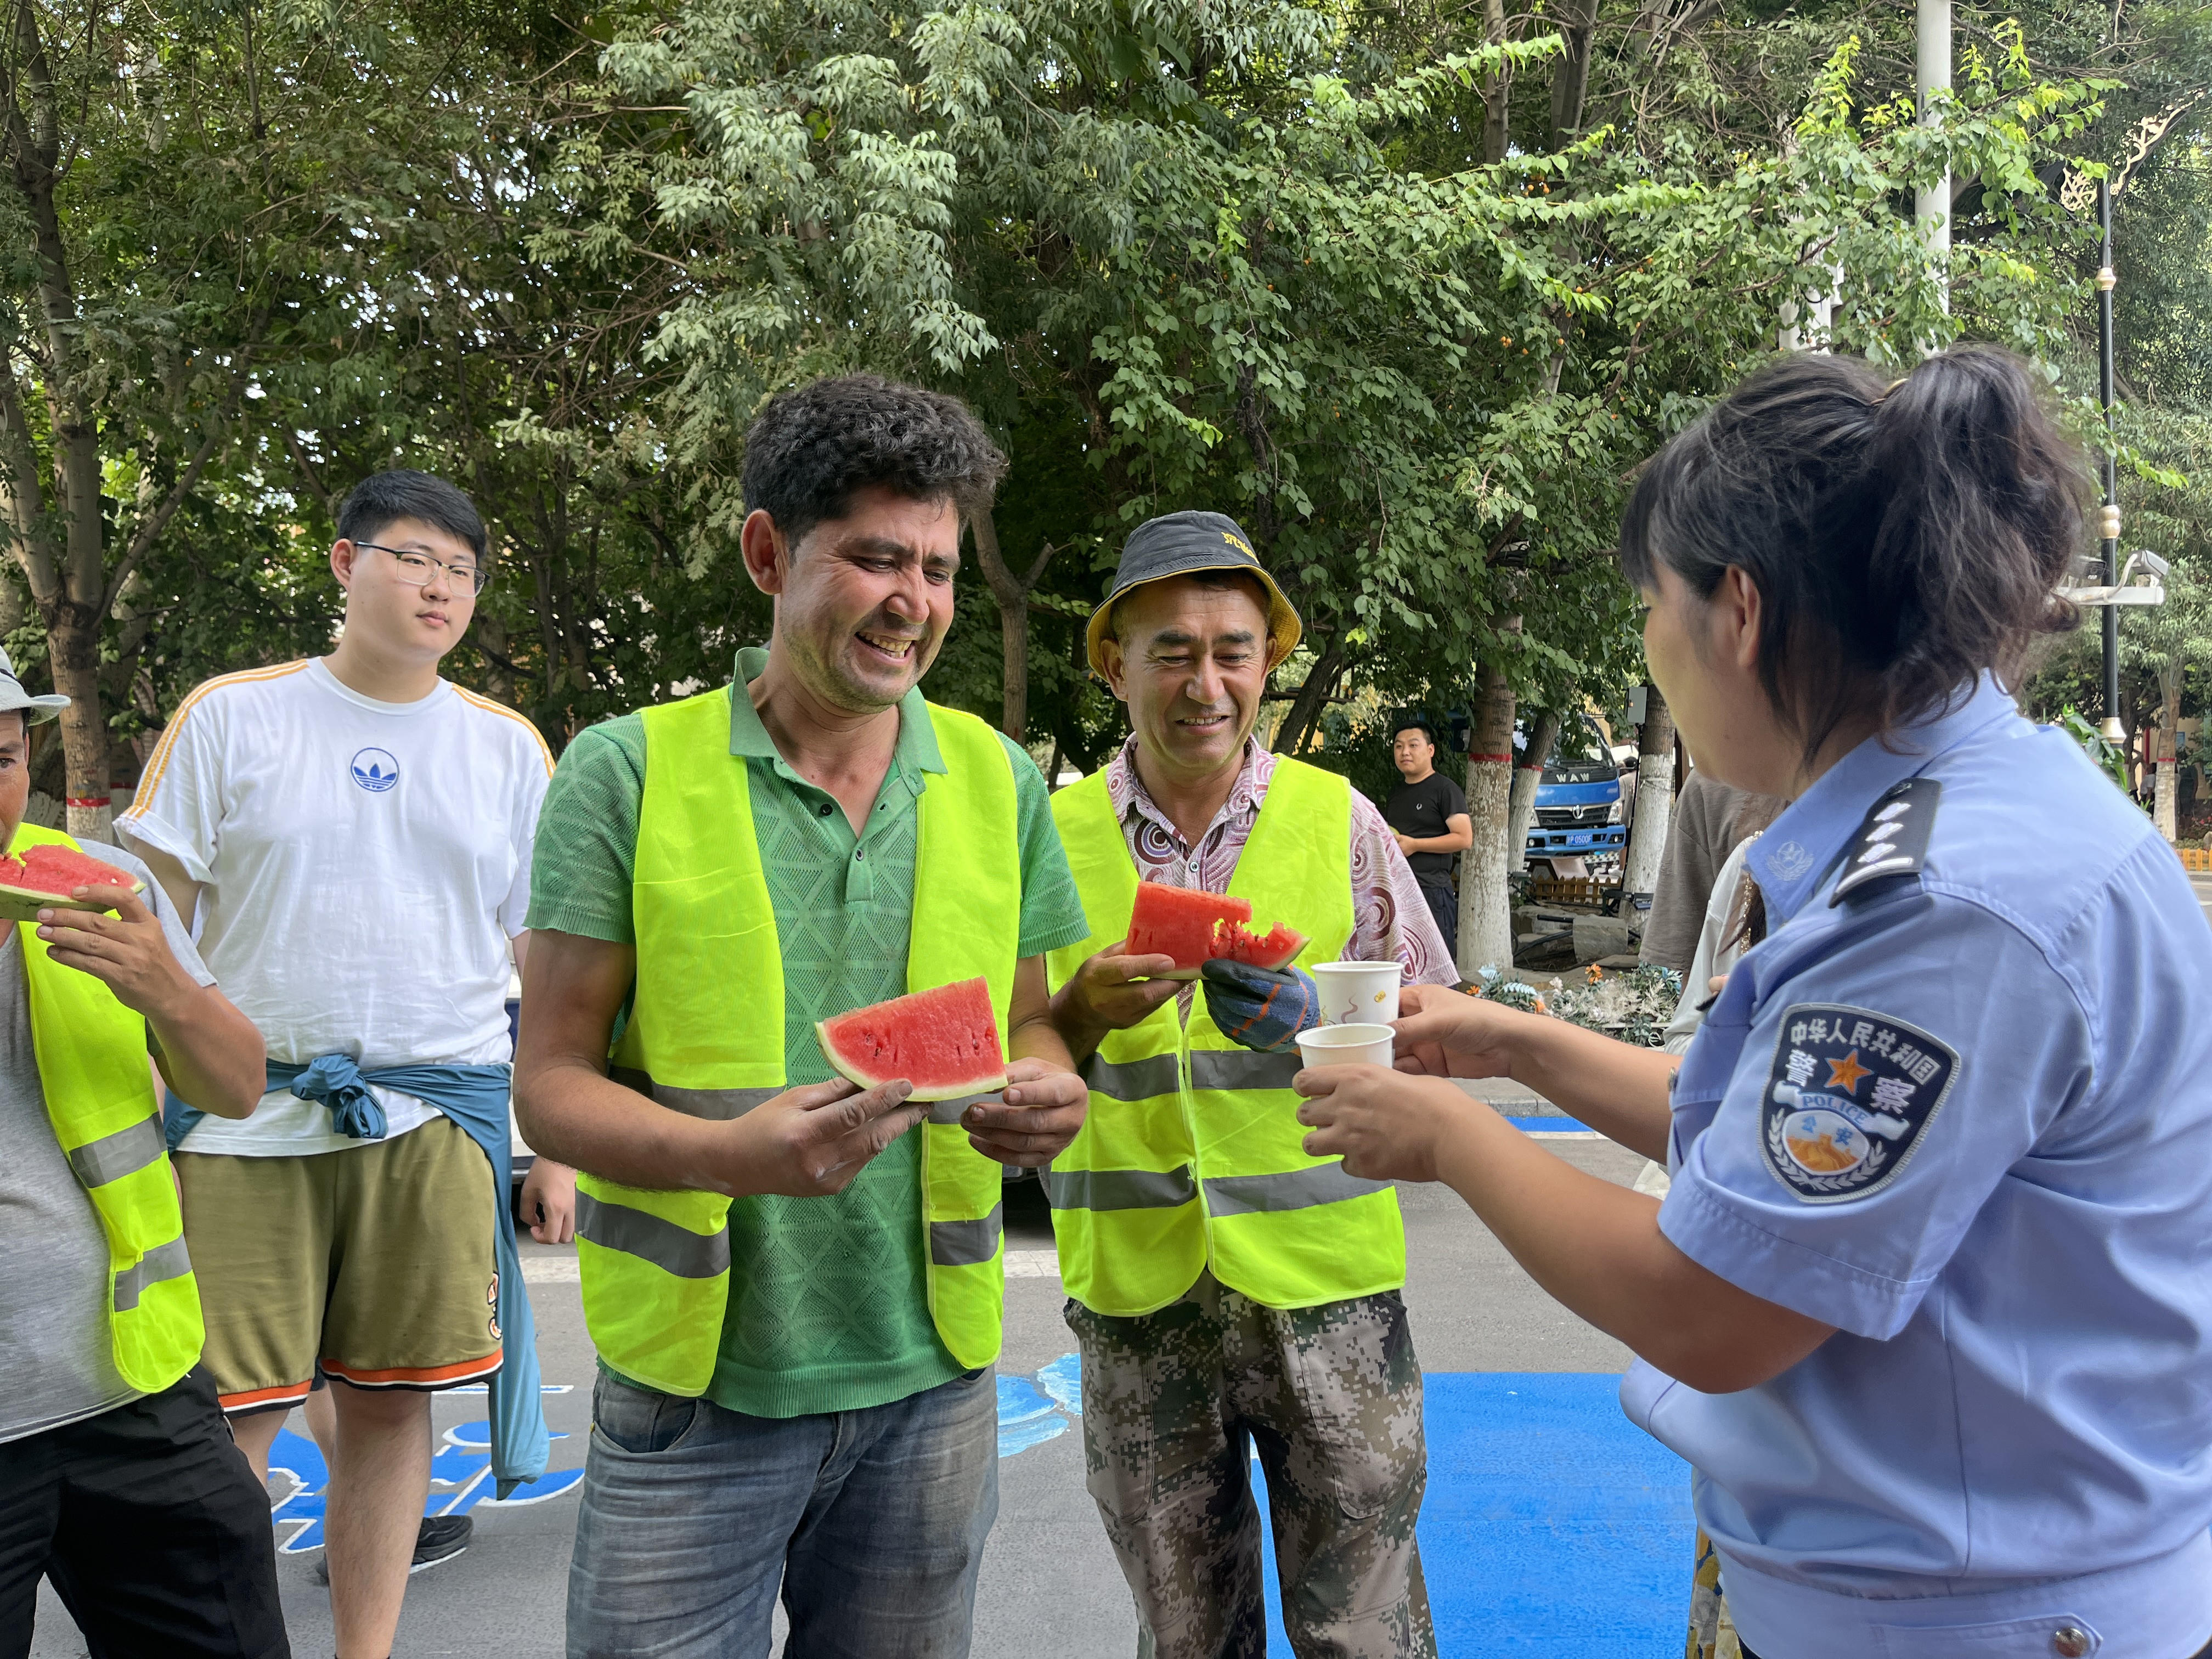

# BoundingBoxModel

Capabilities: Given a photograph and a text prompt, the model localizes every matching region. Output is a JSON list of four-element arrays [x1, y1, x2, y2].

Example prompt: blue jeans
[[566, 1367, 999, 1658]]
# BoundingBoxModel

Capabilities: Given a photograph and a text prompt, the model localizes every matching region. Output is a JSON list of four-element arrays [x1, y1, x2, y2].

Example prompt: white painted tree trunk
[[1507, 708, 1560, 876], [1620, 685, 1675, 899], [1459, 620, 1521, 978], [2155, 665, 2180, 843]]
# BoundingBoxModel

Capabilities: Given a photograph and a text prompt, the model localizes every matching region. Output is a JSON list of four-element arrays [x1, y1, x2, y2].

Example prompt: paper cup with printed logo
[[1310, 960, 1406, 1026], [1293, 1022, 1395, 1071]]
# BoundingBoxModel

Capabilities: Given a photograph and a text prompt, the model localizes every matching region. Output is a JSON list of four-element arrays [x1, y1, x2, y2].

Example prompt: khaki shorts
[[177, 1114, 500, 1413]]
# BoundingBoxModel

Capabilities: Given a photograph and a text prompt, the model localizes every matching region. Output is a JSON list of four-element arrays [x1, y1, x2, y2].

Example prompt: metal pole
[[2097, 177, 2124, 746], [1916, 0, 1951, 312]]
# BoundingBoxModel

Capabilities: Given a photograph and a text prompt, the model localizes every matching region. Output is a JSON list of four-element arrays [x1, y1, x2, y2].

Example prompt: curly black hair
[[1618, 347, 2090, 764], [740, 374, 1008, 550]]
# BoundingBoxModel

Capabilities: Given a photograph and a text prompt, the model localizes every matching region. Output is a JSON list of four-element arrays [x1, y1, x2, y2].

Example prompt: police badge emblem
[[1759, 1003, 1959, 1203]]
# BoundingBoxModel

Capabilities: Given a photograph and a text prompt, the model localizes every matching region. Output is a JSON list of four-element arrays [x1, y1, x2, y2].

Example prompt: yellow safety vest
[[18, 822, 204, 1393], [575, 688, 1023, 1396], [1044, 759, 1406, 1316]]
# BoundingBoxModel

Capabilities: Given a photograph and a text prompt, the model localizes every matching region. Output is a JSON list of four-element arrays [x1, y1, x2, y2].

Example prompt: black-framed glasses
[[353, 541, 489, 596]]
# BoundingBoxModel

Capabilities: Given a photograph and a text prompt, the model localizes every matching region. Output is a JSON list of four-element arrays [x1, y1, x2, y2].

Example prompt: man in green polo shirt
[[514, 374, 1090, 1658]]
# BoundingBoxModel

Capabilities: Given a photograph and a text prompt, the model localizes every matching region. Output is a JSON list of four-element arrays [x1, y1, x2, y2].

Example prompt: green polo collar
[[725, 646, 947, 776]]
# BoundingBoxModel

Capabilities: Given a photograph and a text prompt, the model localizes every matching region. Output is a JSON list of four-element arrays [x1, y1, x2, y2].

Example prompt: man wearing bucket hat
[[0, 654, 287, 1655], [1044, 510, 1455, 1658]]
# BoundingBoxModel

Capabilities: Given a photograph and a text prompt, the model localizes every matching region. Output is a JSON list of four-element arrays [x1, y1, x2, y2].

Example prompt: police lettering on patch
[[1759, 1004, 1959, 1203]]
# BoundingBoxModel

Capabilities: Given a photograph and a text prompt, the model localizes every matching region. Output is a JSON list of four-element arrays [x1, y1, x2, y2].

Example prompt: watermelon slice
[[1126, 882, 1310, 980], [0, 844, 143, 924], [816, 977, 1008, 1101]]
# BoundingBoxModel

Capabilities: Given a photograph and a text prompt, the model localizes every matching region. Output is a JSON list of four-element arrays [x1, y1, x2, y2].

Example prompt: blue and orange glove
[[1199, 960, 1324, 1053]]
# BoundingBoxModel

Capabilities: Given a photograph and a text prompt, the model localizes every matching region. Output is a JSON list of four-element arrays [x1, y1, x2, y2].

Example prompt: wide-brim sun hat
[[1084, 510, 1303, 677], [0, 648, 67, 723]]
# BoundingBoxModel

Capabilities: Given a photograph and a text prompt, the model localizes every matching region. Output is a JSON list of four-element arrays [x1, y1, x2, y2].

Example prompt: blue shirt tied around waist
[[1622, 675, 2212, 1658], [166, 1058, 551, 1498]]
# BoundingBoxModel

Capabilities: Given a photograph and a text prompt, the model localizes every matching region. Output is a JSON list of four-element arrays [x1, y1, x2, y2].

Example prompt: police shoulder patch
[[1759, 1003, 1959, 1203], [1829, 777, 1941, 906]]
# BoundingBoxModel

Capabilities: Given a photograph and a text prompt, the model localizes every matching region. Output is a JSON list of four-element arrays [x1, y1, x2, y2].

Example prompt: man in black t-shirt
[[1383, 720, 1472, 957]]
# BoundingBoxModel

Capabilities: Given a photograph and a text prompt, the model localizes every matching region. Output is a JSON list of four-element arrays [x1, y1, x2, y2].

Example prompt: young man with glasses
[[117, 470, 562, 1659]]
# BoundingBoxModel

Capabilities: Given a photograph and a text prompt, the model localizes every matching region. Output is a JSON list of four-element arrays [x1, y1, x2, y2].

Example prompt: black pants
[[1418, 879, 1458, 960], [0, 1368, 289, 1659]]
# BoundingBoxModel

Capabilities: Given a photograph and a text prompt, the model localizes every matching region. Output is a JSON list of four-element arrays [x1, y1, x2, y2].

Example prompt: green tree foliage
[[0, 0, 2199, 868]]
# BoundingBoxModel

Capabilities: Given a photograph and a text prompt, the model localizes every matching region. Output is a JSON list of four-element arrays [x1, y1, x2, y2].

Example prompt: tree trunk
[[1481, 0, 1511, 164], [1620, 684, 1675, 900], [1458, 617, 1520, 977], [49, 413, 111, 842], [969, 505, 1055, 742], [1273, 639, 1345, 755], [1507, 705, 1561, 874], [476, 614, 517, 707], [1547, 0, 1599, 150], [2154, 663, 2181, 843]]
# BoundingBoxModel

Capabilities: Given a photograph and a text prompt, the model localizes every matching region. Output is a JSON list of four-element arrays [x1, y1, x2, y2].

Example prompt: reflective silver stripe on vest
[[1081, 1053, 1181, 1101], [67, 1113, 166, 1189], [650, 1084, 782, 1121], [926, 1090, 1002, 1126], [1041, 1165, 1199, 1212], [1189, 1049, 1302, 1092], [1201, 1161, 1388, 1217], [575, 1192, 731, 1280], [929, 1203, 1005, 1268], [113, 1235, 193, 1311]]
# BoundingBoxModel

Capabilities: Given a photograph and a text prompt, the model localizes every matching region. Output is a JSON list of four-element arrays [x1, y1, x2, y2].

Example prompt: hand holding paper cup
[[1293, 1021, 1395, 1071]]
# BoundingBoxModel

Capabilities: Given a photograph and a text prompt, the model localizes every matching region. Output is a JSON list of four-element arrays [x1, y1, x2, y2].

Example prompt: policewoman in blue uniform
[[1293, 347, 2212, 1657]]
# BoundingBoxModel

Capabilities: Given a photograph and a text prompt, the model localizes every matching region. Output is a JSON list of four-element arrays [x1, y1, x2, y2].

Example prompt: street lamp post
[[2096, 177, 2125, 746], [1916, 0, 1951, 300]]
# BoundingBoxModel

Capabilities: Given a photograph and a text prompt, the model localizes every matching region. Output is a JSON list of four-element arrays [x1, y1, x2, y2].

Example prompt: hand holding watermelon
[[1048, 940, 1184, 1059], [1199, 960, 1324, 1054], [33, 884, 202, 1022], [961, 1058, 1087, 1169], [715, 1075, 930, 1198]]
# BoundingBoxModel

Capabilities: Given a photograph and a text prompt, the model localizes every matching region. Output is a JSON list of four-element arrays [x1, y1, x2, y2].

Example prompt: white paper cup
[[1310, 960, 1406, 1026], [1294, 1022, 1395, 1070]]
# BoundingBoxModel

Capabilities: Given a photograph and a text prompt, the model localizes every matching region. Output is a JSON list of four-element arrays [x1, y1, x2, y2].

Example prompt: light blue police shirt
[[1622, 675, 2212, 1658]]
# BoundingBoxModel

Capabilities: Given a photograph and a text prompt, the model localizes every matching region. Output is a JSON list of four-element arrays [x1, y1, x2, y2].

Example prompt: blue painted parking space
[[1002, 1361, 1694, 1653]]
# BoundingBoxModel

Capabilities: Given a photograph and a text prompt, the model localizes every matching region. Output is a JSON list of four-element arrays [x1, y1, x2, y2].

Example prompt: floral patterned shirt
[[1101, 734, 1458, 992]]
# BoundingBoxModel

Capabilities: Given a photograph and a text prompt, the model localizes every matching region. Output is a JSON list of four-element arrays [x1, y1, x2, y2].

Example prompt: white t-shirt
[[116, 658, 552, 1156]]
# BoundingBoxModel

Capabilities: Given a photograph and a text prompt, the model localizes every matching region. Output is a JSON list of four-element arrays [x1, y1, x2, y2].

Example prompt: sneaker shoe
[[312, 1514, 472, 1584]]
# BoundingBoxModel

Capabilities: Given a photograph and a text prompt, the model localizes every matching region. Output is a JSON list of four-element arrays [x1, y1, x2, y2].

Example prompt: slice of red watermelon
[[0, 844, 144, 924], [816, 977, 1008, 1101], [1126, 882, 1310, 980]]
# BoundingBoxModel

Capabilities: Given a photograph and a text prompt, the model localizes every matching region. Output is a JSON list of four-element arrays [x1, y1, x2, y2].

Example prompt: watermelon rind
[[815, 977, 1009, 1101], [0, 886, 131, 923]]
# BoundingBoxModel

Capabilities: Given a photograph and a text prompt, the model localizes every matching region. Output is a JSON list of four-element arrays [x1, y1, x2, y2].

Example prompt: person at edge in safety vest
[[1043, 512, 1457, 1659], [514, 374, 1092, 1659], [1296, 351, 2212, 1657], [0, 650, 285, 1657]]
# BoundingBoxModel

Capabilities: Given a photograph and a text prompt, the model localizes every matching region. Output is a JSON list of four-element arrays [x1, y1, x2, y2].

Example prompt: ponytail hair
[[1618, 347, 2090, 763]]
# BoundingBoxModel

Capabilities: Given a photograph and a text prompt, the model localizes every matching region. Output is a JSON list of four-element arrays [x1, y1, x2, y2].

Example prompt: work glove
[[1200, 960, 1324, 1053]]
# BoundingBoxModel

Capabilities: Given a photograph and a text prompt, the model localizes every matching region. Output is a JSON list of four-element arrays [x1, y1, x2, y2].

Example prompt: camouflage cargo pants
[[1065, 1273, 1436, 1659]]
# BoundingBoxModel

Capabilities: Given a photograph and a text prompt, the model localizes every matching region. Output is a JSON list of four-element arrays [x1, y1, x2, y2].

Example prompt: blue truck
[[1521, 713, 1632, 869]]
